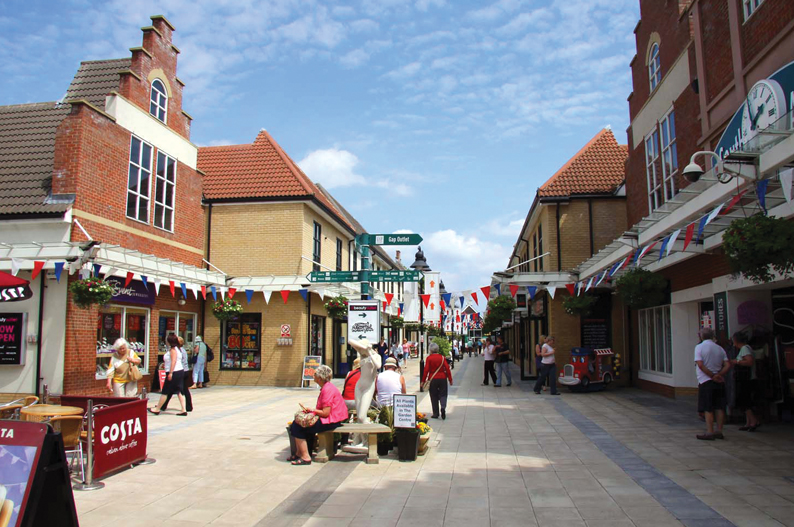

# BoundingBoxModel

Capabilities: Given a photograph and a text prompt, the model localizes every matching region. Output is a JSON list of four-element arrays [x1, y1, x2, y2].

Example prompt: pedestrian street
[[72, 355, 794, 527]]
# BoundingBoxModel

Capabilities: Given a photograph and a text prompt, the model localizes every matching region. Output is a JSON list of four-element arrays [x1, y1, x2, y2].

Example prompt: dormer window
[[150, 79, 168, 123], [648, 43, 661, 91]]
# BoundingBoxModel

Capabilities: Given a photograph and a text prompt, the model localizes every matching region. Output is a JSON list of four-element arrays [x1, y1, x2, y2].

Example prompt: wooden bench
[[316, 423, 391, 464]]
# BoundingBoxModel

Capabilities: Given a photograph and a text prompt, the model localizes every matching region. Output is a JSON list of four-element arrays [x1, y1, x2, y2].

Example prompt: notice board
[[0, 313, 26, 365], [393, 394, 417, 429]]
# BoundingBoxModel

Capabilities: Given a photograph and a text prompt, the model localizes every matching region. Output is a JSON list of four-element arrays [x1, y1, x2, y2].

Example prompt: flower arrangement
[[615, 268, 668, 309], [562, 294, 598, 317], [417, 422, 432, 435], [324, 295, 349, 319], [722, 213, 794, 283], [69, 276, 113, 309], [391, 316, 405, 328], [377, 406, 395, 444], [212, 298, 243, 321]]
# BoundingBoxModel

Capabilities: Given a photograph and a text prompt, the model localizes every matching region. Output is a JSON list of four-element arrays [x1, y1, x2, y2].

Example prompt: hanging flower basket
[[562, 294, 598, 317], [69, 277, 113, 309], [212, 298, 243, 321], [391, 316, 405, 329], [722, 213, 794, 284], [324, 295, 349, 319], [615, 268, 668, 309]]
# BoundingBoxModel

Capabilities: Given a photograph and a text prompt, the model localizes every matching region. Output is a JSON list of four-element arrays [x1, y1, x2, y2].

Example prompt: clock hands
[[746, 93, 755, 127], [751, 103, 765, 131]]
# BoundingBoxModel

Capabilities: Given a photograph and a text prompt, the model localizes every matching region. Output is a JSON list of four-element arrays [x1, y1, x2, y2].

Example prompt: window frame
[[648, 42, 661, 91], [150, 79, 168, 123], [659, 108, 678, 204], [638, 305, 672, 375], [645, 128, 663, 212], [96, 305, 151, 379], [743, 0, 765, 21], [336, 238, 343, 271], [220, 313, 262, 371], [537, 224, 544, 271], [313, 222, 322, 272], [126, 135, 153, 224], [153, 150, 177, 232]]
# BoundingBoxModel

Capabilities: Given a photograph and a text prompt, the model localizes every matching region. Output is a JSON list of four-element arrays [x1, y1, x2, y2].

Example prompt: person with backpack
[[191, 336, 209, 389]]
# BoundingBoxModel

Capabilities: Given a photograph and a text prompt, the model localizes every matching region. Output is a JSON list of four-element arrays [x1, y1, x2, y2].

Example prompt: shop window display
[[96, 305, 149, 378], [158, 311, 196, 364], [221, 313, 261, 370], [312, 315, 326, 356]]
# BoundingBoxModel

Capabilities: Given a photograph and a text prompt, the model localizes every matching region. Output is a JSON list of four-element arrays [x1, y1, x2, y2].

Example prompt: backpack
[[206, 344, 215, 362]]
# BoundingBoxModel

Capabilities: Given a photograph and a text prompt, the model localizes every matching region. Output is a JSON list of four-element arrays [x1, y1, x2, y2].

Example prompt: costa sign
[[99, 417, 143, 445], [91, 399, 148, 479]]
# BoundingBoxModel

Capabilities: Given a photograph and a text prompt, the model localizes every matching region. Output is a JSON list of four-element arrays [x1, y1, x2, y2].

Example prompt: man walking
[[695, 328, 731, 440], [482, 338, 497, 386], [494, 335, 512, 387], [534, 335, 560, 395]]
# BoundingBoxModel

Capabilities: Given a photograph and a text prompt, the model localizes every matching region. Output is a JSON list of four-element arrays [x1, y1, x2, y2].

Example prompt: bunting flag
[[781, 168, 793, 203], [93, 263, 101, 277], [639, 241, 657, 261], [608, 260, 622, 278], [54, 261, 64, 282], [658, 236, 670, 261], [177, 282, 185, 298], [201, 285, 207, 299], [382, 301, 387, 311], [527, 285, 536, 300], [211, 285, 217, 301], [666, 229, 681, 256], [385, 293, 394, 306], [547, 284, 557, 299], [124, 272, 133, 287], [245, 289, 254, 303], [585, 277, 594, 292], [707, 203, 724, 224], [565, 283, 575, 296], [299, 289, 308, 302], [168, 280, 175, 297], [316, 289, 326, 301], [153, 278, 161, 295], [494, 284, 501, 296], [80, 268, 91, 279], [440, 299, 446, 311], [420, 294, 431, 308], [683, 223, 696, 251], [480, 286, 490, 302], [399, 302, 404, 313], [190, 284, 199, 299], [722, 189, 748, 216], [696, 214, 709, 244], [620, 253, 633, 271], [104, 267, 117, 280], [31, 261, 45, 281], [141, 275, 149, 290], [458, 296, 465, 309], [471, 291, 478, 304], [228, 288, 237, 298], [441, 292, 452, 307], [632, 248, 643, 266], [757, 179, 769, 213], [509, 284, 519, 297], [11, 258, 23, 276], [281, 290, 290, 303], [263, 290, 272, 304], [596, 270, 607, 287]]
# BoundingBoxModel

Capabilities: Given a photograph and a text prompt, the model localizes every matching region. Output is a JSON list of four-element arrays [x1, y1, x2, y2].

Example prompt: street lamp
[[410, 247, 431, 390]]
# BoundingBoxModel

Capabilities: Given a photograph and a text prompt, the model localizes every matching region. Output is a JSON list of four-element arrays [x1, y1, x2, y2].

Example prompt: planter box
[[419, 435, 430, 456], [396, 430, 419, 461]]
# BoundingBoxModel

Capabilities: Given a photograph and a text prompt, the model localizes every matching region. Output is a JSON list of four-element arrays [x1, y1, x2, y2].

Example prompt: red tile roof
[[198, 130, 353, 231], [538, 128, 627, 198]]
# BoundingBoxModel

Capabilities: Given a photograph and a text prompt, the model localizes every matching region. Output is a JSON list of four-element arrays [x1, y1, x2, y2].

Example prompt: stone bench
[[316, 423, 391, 464]]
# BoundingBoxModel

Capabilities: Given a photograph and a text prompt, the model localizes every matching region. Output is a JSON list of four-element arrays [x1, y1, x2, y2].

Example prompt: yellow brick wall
[[558, 201, 592, 271], [592, 200, 627, 256], [302, 207, 352, 275]]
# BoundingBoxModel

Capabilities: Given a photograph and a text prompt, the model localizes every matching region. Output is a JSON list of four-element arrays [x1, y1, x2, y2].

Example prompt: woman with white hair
[[105, 338, 142, 397], [288, 364, 348, 465]]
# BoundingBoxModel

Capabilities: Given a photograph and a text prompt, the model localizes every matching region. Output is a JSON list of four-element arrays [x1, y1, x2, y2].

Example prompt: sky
[[0, 0, 640, 295]]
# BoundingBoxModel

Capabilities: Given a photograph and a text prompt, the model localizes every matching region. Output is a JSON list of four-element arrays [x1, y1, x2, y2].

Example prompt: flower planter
[[396, 430, 419, 461], [377, 442, 391, 456], [418, 436, 430, 455]]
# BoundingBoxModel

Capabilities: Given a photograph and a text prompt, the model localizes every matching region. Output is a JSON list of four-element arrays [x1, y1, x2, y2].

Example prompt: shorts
[[697, 380, 726, 413]]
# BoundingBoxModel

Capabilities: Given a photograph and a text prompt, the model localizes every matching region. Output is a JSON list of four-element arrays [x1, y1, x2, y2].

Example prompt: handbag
[[294, 410, 319, 428], [422, 359, 446, 392], [128, 364, 143, 382]]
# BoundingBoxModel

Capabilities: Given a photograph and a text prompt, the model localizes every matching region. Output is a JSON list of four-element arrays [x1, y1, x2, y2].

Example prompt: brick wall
[[740, 0, 794, 67], [660, 252, 732, 292], [700, 0, 734, 105]]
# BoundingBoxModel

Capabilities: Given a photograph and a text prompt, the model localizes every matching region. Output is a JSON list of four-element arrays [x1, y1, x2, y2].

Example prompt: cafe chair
[[49, 416, 85, 482], [0, 404, 24, 420], [23, 396, 39, 406], [80, 404, 110, 442]]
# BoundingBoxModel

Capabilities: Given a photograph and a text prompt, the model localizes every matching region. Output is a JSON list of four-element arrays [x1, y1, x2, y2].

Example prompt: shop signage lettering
[[106, 276, 156, 305], [0, 313, 26, 365], [100, 417, 143, 445], [302, 355, 322, 381], [91, 399, 148, 479], [393, 394, 417, 429], [0, 427, 13, 438], [715, 59, 794, 160]]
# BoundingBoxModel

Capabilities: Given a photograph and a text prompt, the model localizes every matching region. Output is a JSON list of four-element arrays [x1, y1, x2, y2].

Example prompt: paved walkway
[[73, 355, 794, 527]]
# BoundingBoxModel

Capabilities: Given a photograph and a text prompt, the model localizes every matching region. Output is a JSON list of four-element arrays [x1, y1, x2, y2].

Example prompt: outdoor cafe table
[[20, 404, 84, 422]]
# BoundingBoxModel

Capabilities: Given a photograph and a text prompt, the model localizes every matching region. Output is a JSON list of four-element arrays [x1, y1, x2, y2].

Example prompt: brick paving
[[73, 355, 794, 527]]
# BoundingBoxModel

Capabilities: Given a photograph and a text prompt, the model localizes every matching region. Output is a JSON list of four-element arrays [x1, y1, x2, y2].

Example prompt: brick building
[[198, 131, 405, 386], [576, 0, 794, 400], [0, 16, 225, 398], [495, 129, 629, 383]]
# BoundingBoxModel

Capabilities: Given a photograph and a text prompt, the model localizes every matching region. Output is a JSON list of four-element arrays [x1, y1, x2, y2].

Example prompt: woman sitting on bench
[[289, 365, 349, 465]]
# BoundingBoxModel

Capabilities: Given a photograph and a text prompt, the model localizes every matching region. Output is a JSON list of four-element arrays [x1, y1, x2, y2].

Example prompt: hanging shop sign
[[347, 300, 380, 343], [0, 271, 32, 303], [0, 312, 27, 366], [715, 59, 794, 159], [106, 277, 156, 305]]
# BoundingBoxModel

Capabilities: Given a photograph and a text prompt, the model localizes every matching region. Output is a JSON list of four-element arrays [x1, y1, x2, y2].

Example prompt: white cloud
[[415, 0, 446, 11], [384, 61, 423, 80], [298, 148, 367, 188], [421, 229, 513, 292], [340, 48, 371, 68]]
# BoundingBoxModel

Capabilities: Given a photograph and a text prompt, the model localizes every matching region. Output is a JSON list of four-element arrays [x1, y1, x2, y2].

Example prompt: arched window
[[150, 79, 168, 123], [648, 43, 661, 91]]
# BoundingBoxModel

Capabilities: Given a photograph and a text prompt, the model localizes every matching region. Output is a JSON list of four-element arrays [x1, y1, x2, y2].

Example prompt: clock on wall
[[740, 79, 786, 143]]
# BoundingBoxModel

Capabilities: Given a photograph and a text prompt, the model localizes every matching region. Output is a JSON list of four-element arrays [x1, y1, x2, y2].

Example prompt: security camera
[[683, 162, 704, 183]]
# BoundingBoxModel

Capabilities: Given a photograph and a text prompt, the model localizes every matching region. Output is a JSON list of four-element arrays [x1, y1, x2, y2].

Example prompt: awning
[[0, 271, 33, 302]]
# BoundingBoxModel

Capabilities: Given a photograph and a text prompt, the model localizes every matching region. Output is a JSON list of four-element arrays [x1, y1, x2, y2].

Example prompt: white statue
[[345, 338, 380, 451]]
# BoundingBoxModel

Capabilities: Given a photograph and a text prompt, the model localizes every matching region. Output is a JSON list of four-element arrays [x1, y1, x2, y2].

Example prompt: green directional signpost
[[306, 271, 365, 283], [355, 233, 423, 300]]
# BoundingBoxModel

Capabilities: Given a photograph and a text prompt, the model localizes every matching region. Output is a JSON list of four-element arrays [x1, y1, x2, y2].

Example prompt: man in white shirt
[[482, 338, 497, 385], [695, 328, 731, 440]]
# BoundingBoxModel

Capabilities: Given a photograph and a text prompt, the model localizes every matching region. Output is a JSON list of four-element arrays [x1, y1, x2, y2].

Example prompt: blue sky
[[0, 0, 639, 295]]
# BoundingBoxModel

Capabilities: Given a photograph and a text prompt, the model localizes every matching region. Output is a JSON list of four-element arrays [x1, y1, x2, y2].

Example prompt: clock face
[[741, 79, 786, 144]]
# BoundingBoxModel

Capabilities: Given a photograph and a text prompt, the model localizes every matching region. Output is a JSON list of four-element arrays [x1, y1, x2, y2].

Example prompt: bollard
[[73, 399, 105, 491], [42, 384, 49, 405]]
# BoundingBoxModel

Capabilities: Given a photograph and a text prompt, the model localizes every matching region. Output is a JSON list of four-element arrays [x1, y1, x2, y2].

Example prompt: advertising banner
[[422, 272, 440, 326], [302, 355, 322, 382], [0, 421, 46, 527], [106, 277, 156, 305], [91, 399, 148, 479], [0, 312, 26, 365], [347, 300, 380, 343]]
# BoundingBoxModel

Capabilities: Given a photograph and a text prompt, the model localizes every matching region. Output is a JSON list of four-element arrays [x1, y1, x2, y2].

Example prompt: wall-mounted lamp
[[683, 151, 758, 184]]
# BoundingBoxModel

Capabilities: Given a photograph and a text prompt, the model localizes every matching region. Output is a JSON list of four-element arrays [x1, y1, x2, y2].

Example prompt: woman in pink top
[[288, 364, 348, 465]]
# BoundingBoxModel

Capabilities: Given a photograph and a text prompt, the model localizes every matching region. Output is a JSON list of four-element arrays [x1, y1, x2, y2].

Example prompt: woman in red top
[[342, 358, 361, 411], [421, 342, 453, 419]]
